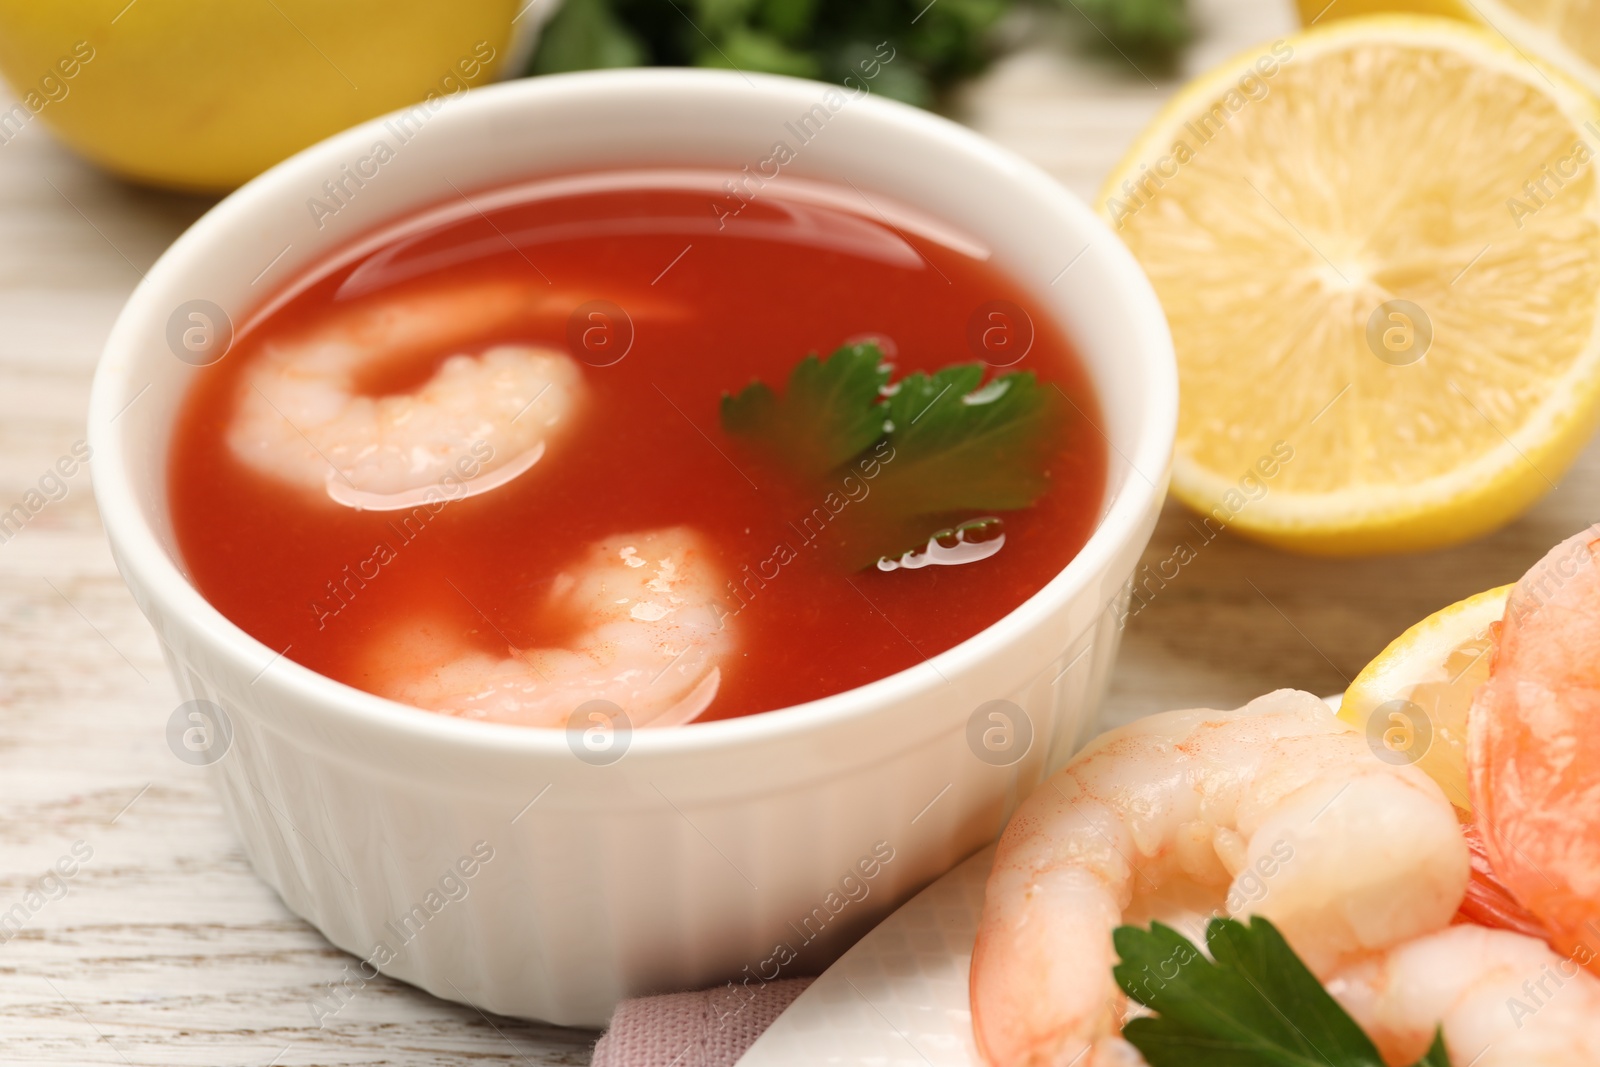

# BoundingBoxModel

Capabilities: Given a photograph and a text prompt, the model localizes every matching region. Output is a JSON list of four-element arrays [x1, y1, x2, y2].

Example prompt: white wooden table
[[9, 1, 1598, 1062]]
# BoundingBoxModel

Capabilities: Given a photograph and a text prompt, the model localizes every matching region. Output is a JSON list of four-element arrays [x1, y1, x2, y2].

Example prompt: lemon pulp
[[1339, 584, 1510, 810]]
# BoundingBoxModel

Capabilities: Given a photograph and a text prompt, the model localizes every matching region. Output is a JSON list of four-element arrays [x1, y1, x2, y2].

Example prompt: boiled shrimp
[[367, 526, 732, 728], [1328, 924, 1600, 1066], [969, 688, 1468, 1067], [228, 280, 583, 510], [1470, 523, 1600, 974], [1457, 817, 1552, 942]]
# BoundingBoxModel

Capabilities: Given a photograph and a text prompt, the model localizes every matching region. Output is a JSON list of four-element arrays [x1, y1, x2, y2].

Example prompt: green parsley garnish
[[528, 0, 1009, 108], [527, 0, 1195, 105], [721, 343, 892, 480], [720, 341, 1060, 570], [1065, 0, 1191, 68], [1114, 917, 1452, 1067]]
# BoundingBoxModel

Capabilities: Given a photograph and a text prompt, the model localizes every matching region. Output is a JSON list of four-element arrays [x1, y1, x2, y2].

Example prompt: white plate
[[738, 695, 1347, 1066]]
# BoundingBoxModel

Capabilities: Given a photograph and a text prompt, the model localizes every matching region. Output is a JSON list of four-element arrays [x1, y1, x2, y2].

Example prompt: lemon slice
[[1101, 17, 1600, 554], [1301, 0, 1600, 100], [1338, 584, 1510, 810]]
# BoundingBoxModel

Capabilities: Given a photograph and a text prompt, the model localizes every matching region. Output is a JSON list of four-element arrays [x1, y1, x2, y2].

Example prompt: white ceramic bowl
[[90, 69, 1175, 1027]]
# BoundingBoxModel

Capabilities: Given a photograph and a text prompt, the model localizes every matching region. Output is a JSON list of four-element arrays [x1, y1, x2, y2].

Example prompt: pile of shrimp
[[971, 525, 1600, 1066]]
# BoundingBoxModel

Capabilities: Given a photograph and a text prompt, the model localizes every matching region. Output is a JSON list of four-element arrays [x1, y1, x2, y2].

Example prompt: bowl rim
[[89, 66, 1176, 762]]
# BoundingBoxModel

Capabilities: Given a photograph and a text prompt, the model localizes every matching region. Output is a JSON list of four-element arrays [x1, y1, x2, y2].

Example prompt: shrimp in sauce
[[365, 526, 732, 728], [227, 280, 582, 510]]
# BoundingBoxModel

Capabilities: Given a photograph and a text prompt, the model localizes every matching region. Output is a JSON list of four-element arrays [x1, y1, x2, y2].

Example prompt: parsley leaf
[[876, 361, 1055, 516], [721, 343, 890, 480], [1114, 917, 1452, 1067], [1414, 1033, 1452, 1067], [721, 342, 1060, 569]]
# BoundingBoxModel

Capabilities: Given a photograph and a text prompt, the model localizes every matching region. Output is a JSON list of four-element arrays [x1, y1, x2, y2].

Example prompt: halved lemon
[[1338, 584, 1510, 810], [1301, 0, 1600, 101], [1101, 17, 1600, 554]]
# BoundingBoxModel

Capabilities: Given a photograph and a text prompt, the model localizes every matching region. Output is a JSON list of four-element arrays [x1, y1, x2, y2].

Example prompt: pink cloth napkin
[[591, 977, 815, 1067]]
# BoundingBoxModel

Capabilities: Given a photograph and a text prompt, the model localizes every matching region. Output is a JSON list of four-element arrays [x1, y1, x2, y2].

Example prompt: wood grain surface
[[5, 1, 1592, 1062]]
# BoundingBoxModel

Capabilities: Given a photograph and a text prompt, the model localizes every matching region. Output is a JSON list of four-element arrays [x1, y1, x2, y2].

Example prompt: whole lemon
[[0, 0, 529, 191]]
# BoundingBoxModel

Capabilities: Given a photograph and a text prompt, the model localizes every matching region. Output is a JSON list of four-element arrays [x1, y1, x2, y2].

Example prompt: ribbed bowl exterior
[[143, 547, 1148, 1026]]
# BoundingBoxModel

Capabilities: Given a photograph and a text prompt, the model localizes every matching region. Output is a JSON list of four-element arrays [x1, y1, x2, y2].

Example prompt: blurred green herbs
[[1068, 0, 1191, 63], [528, 0, 1191, 108]]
